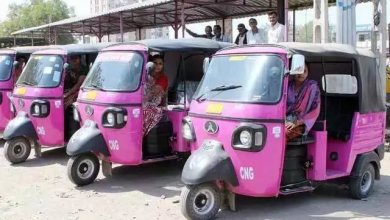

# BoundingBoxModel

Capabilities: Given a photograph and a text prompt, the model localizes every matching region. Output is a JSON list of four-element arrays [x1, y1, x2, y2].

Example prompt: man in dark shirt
[[186, 25, 214, 39]]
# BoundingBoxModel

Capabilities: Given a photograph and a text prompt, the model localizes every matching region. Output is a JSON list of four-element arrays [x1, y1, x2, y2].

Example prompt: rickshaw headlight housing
[[182, 116, 196, 142], [232, 123, 266, 152], [30, 100, 50, 118], [102, 107, 127, 129], [239, 130, 252, 147]]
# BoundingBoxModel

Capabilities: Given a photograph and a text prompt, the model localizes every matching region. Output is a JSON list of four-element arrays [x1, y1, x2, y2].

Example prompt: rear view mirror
[[290, 54, 305, 75], [203, 57, 210, 74], [13, 61, 19, 69], [63, 63, 70, 71], [146, 62, 155, 74]]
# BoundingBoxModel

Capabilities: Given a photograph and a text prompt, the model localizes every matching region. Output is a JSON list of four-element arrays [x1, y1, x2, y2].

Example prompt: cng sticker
[[240, 167, 254, 180]]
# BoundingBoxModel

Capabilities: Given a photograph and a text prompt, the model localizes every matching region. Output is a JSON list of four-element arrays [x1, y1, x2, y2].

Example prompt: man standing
[[246, 18, 266, 44], [186, 26, 214, 39], [267, 11, 285, 43], [212, 25, 230, 42], [234, 23, 248, 45]]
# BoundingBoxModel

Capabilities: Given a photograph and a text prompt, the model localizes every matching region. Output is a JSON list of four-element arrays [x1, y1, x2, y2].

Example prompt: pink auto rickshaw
[[179, 43, 385, 219], [0, 46, 50, 137], [66, 38, 234, 186], [3, 43, 112, 164]]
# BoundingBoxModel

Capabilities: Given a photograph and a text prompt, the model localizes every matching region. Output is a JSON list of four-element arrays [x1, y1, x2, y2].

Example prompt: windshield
[[0, 55, 13, 81], [16, 55, 64, 87], [194, 55, 284, 103], [82, 51, 143, 92]]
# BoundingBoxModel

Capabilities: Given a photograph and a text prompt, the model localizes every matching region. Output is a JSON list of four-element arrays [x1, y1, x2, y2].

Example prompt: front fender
[[182, 139, 239, 187], [3, 112, 38, 140], [66, 120, 110, 157], [351, 150, 381, 180]]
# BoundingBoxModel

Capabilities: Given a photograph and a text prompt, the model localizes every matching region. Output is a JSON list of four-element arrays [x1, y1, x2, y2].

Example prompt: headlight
[[73, 107, 80, 122], [30, 100, 50, 117], [102, 107, 128, 129], [232, 123, 266, 152], [107, 113, 115, 125], [239, 130, 252, 147], [34, 105, 40, 114], [182, 116, 196, 142]]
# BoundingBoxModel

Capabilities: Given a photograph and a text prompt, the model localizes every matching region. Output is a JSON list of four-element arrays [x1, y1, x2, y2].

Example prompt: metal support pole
[[293, 10, 296, 42], [372, 0, 378, 52], [284, 0, 289, 41], [31, 32, 34, 46], [181, 1, 185, 38], [82, 21, 85, 44], [321, 0, 329, 43], [174, 0, 178, 39], [13, 36, 16, 46], [54, 28, 57, 45], [379, 0, 387, 101], [120, 12, 124, 42], [313, 0, 321, 43], [277, 0, 285, 25], [99, 17, 102, 42]]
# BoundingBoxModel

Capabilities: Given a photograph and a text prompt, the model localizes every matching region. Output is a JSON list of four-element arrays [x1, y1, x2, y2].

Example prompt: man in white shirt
[[267, 11, 285, 43], [246, 18, 266, 44], [212, 25, 230, 42]]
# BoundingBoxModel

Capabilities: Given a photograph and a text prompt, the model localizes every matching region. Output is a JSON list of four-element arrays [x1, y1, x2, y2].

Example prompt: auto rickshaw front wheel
[[67, 153, 100, 186], [180, 183, 222, 220], [349, 163, 375, 199], [4, 137, 31, 164]]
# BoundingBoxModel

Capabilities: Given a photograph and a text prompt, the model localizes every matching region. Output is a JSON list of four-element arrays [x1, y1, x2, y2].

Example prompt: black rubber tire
[[4, 137, 31, 164], [349, 163, 375, 199], [181, 183, 222, 220], [285, 145, 307, 157], [67, 153, 100, 186], [283, 156, 305, 170]]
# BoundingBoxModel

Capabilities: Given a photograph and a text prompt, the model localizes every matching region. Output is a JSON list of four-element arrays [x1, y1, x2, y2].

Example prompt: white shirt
[[212, 35, 230, 42], [238, 35, 245, 45], [268, 22, 285, 43], [246, 28, 266, 44]]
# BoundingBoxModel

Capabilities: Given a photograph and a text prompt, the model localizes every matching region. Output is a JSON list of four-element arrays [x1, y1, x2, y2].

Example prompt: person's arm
[[64, 75, 86, 98], [144, 75, 168, 102], [186, 28, 206, 38]]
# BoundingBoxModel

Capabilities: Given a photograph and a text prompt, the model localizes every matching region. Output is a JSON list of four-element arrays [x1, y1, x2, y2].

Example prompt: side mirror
[[146, 62, 155, 74], [13, 61, 19, 69], [290, 54, 305, 75], [63, 63, 70, 71], [203, 57, 210, 74]]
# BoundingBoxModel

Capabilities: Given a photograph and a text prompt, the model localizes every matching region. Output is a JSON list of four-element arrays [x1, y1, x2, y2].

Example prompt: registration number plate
[[206, 103, 223, 114]]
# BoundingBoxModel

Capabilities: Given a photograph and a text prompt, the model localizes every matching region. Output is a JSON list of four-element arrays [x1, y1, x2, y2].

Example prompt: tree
[[294, 21, 335, 43], [0, 0, 76, 45]]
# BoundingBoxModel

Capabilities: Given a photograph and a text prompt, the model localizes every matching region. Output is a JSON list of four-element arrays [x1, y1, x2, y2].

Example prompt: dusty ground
[[0, 142, 390, 220]]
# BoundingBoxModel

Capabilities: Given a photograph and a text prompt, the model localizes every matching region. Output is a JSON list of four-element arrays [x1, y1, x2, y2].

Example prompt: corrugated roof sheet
[[11, 0, 372, 36]]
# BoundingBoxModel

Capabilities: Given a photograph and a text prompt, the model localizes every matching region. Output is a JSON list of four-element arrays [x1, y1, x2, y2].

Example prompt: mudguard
[[181, 139, 239, 187], [375, 144, 385, 161], [3, 112, 38, 140], [66, 120, 110, 156], [351, 150, 381, 180]]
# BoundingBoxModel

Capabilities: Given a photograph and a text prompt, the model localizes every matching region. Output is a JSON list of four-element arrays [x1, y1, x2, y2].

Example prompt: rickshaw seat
[[176, 81, 200, 105], [287, 136, 315, 146]]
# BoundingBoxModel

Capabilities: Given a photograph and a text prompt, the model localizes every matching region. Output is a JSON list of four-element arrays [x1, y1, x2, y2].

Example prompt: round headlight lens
[[239, 130, 252, 146], [182, 123, 193, 140], [107, 113, 115, 125], [34, 105, 40, 114]]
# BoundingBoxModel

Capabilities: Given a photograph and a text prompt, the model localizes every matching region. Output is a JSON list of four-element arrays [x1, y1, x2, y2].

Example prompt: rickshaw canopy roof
[[32, 43, 116, 55], [105, 38, 235, 53], [0, 45, 52, 55]]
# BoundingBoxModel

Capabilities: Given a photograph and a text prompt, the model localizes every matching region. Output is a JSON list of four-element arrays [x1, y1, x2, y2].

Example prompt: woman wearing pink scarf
[[286, 63, 321, 140]]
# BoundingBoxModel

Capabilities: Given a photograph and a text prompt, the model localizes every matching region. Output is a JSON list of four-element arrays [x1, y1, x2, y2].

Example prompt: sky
[[0, 0, 389, 39]]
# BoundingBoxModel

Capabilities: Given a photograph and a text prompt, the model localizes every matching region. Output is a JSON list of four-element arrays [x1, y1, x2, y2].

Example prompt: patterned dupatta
[[286, 79, 321, 135]]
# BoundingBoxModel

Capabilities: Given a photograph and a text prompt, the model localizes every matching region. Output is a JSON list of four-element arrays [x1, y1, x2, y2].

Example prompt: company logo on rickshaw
[[204, 121, 219, 134], [18, 99, 24, 107], [85, 105, 94, 116]]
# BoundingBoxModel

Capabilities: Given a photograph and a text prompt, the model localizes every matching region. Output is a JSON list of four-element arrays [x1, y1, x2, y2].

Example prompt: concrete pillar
[[135, 28, 147, 40], [313, 0, 321, 43]]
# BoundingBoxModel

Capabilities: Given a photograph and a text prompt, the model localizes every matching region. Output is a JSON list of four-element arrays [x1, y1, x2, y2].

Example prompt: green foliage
[[0, 0, 76, 45]]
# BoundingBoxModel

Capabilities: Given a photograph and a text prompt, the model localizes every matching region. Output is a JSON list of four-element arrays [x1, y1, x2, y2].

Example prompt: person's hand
[[64, 92, 69, 99], [285, 122, 295, 130]]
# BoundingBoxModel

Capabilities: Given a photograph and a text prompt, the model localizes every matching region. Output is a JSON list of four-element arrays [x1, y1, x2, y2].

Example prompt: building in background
[[89, 0, 169, 43], [356, 24, 389, 51]]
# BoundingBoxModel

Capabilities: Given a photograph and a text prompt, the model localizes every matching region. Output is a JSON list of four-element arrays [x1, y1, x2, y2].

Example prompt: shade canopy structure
[[11, 0, 370, 40]]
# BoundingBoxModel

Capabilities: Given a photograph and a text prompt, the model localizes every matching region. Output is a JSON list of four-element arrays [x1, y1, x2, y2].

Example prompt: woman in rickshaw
[[142, 54, 169, 136], [285, 63, 321, 140]]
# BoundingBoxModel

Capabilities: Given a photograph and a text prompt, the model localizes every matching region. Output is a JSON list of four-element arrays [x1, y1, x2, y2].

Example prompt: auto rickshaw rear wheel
[[4, 137, 31, 164], [180, 183, 222, 220], [349, 163, 375, 199], [67, 153, 100, 186]]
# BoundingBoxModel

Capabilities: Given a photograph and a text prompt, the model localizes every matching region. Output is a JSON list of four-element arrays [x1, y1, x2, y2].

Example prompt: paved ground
[[0, 141, 390, 220]]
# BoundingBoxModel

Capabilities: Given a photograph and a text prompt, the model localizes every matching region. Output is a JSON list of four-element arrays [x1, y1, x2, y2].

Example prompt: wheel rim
[[76, 158, 95, 180], [11, 142, 27, 159], [192, 188, 215, 215], [360, 170, 372, 193]]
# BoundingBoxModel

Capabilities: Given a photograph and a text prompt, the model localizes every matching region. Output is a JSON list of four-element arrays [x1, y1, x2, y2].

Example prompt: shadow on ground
[[11, 148, 69, 167]]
